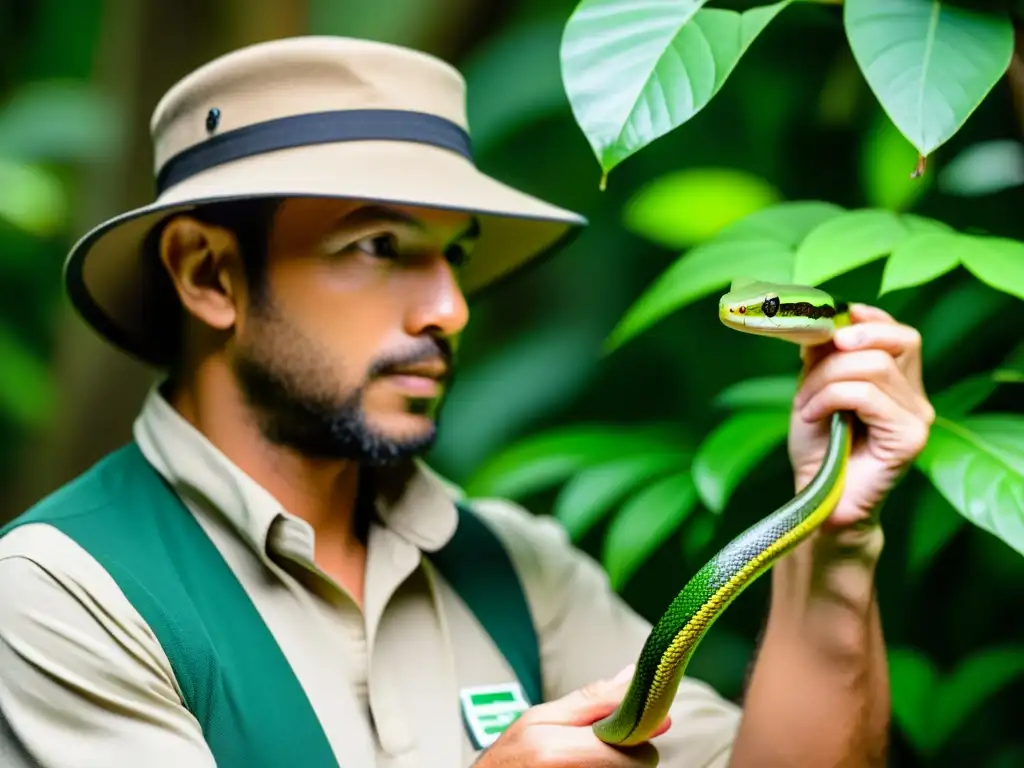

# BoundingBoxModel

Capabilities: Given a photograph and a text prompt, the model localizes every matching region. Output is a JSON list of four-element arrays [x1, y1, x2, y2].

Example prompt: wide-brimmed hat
[[64, 35, 587, 366]]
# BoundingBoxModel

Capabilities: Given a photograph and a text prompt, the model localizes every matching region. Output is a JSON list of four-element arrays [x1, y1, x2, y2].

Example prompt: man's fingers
[[795, 348, 918, 415], [848, 303, 895, 324], [523, 672, 630, 727], [833, 321, 923, 364]]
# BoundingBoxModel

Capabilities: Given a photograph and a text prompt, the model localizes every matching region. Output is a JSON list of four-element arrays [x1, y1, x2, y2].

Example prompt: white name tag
[[459, 682, 531, 750]]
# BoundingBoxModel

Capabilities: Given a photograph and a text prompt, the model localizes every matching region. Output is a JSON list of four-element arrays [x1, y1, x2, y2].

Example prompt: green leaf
[[860, 109, 933, 210], [0, 325, 54, 427], [933, 647, 1024, 747], [692, 410, 791, 513], [888, 647, 936, 753], [561, 0, 794, 179], [606, 238, 793, 352], [914, 414, 1024, 557], [623, 167, 781, 249], [712, 374, 797, 411], [0, 80, 121, 162], [957, 235, 1024, 302], [463, 18, 569, 155], [907, 494, 965, 577], [714, 200, 845, 247], [931, 373, 999, 419], [793, 208, 907, 286], [682, 512, 718, 561], [888, 645, 1024, 756], [879, 231, 961, 295], [0, 158, 67, 236], [938, 139, 1024, 197], [844, 0, 1015, 158], [901, 212, 955, 236], [602, 471, 698, 589], [464, 425, 681, 499], [553, 452, 686, 540]]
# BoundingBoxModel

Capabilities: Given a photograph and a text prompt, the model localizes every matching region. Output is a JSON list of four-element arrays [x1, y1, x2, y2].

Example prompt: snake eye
[[738, 306, 746, 314], [762, 296, 780, 318]]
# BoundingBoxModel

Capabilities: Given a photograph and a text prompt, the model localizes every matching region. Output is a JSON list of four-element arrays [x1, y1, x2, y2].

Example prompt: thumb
[[526, 666, 635, 727]]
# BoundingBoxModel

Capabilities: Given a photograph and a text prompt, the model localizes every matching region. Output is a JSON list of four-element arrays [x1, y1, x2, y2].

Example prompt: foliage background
[[1, 1, 1022, 765]]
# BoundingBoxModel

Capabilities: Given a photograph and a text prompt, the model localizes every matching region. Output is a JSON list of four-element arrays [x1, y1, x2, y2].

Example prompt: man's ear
[[158, 215, 241, 331]]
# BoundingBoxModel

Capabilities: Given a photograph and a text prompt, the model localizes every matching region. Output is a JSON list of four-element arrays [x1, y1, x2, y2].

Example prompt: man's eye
[[354, 234, 400, 259], [446, 244, 470, 269]]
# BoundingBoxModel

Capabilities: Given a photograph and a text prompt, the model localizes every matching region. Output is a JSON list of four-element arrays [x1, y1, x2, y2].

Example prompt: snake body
[[592, 279, 855, 747]]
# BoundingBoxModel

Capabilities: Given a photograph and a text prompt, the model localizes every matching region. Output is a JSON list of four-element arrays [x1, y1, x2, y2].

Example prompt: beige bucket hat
[[64, 35, 587, 366]]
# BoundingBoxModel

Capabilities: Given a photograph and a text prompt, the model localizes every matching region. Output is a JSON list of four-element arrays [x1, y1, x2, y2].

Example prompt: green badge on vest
[[460, 682, 530, 749]]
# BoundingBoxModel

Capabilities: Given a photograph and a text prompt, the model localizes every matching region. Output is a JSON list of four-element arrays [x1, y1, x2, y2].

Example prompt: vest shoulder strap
[[1, 443, 339, 768], [430, 502, 543, 706]]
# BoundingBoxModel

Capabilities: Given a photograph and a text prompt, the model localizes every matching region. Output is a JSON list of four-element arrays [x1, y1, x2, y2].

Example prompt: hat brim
[[65, 140, 587, 366]]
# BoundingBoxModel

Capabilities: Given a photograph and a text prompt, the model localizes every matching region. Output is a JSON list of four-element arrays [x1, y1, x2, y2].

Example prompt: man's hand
[[474, 666, 671, 768], [788, 302, 934, 533]]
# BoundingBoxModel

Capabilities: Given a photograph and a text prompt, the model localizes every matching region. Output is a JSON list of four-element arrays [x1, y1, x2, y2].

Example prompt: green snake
[[592, 279, 855, 747]]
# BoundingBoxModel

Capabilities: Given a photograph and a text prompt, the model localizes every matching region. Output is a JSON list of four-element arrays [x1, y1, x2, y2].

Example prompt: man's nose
[[405, 257, 470, 339]]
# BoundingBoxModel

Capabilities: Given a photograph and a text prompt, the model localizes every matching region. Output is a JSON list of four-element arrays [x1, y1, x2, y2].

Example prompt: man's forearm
[[728, 524, 890, 767]]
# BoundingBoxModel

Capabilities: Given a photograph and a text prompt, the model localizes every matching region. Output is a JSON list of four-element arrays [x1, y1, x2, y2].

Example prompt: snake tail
[[592, 410, 853, 747]]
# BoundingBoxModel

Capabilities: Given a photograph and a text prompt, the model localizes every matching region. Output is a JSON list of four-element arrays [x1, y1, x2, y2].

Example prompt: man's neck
[[164, 362, 368, 598]]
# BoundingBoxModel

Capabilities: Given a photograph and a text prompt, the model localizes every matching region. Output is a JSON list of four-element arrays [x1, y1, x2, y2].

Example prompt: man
[[0, 36, 933, 768]]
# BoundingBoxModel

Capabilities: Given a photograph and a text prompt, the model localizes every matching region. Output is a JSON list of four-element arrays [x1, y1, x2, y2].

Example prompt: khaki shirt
[[0, 388, 741, 767]]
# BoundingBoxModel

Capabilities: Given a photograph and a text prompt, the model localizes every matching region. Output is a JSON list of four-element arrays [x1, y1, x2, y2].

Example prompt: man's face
[[229, 197, 476, 464]]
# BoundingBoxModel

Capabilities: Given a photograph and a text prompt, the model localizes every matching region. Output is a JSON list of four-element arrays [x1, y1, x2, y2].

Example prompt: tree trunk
[[3, 0, 309, 520]]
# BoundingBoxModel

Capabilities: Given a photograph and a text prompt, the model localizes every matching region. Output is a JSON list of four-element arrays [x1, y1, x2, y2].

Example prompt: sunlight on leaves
[[692, 410, 790, 513], [915, 414, 1024, 558], [844, 0, 1014, 158], [553, 452, 688, 541], [792, 208, 907, 286], [602, 471, 698, 589], [561, 0, 794, 181], [623, 167, 781, 249], [938, 139, 1024, 197], [0, 159, 67, 236]]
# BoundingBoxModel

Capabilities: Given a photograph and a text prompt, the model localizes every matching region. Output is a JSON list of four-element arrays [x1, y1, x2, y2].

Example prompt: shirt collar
[[132, 384, 459, 560]]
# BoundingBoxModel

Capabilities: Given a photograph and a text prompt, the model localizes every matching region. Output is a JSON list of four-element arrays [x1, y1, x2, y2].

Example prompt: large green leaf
[[914, 414, 1024, 557], [714, 200, 845, 246], [692, 410, 791, 513], [878, 231, 962, 296], [844, 0, 1015, 158], [889, 645, 1024, 756], [623, 167, 781, 250], [792, 208, 907, 286], [606, 238, 793, 352], [464, 425, 682, 499], [602, 471, 698, 589], [553, 452, 686, 540], [712, 374, 797, 411], [957, 235, 1024, 302], [561, 0, 794, 181]]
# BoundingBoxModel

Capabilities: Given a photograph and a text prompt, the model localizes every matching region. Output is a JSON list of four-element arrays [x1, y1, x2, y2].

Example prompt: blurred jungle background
[[1, 0, 1023, 765]]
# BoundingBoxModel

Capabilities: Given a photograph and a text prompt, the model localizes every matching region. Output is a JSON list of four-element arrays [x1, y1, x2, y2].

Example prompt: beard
[[230, 297, 453, 465]]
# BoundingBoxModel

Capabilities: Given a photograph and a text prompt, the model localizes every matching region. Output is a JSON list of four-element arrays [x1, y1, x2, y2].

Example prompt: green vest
[[0, 442, 542, 767]]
